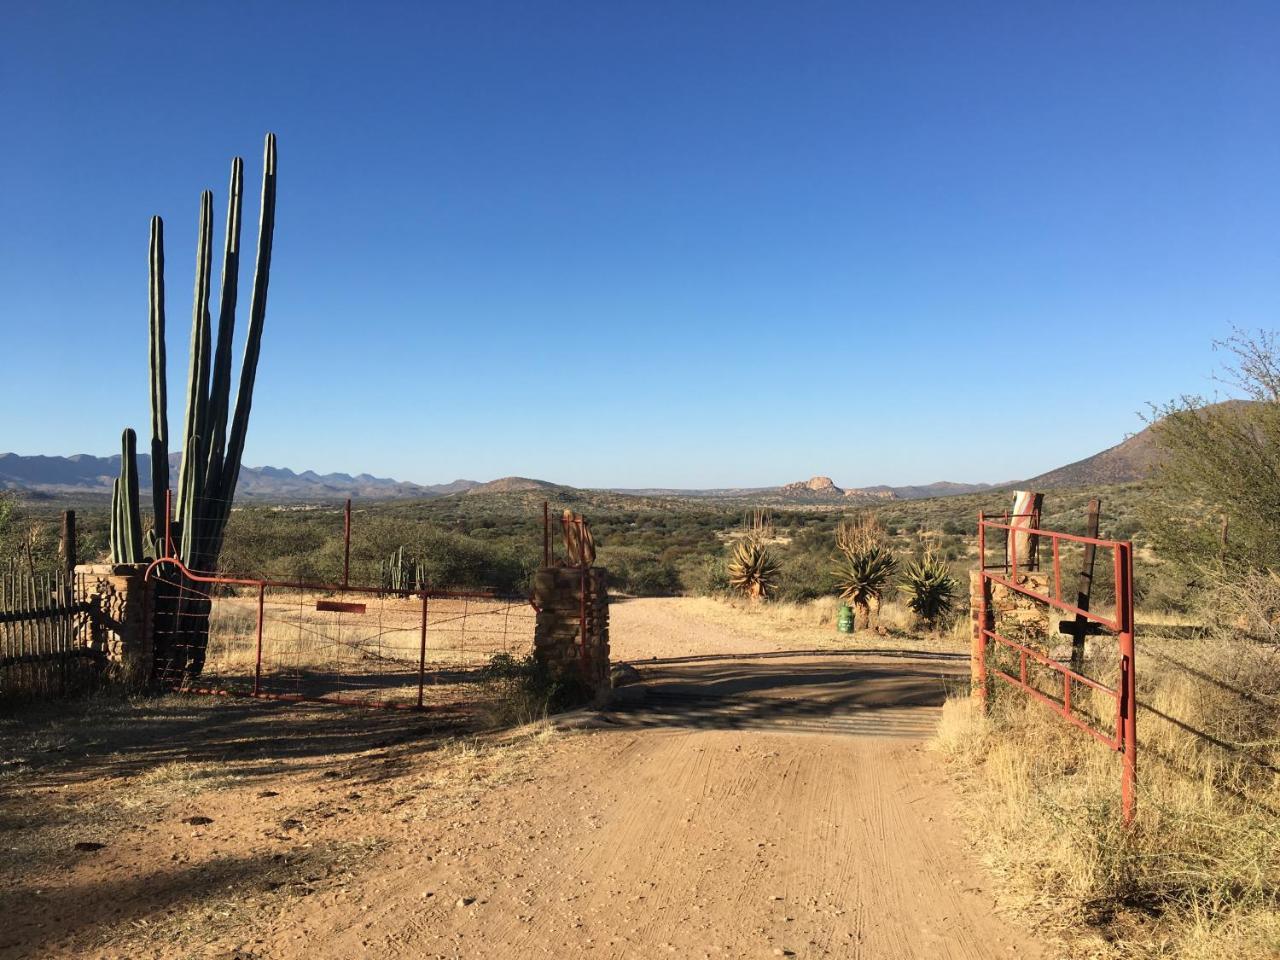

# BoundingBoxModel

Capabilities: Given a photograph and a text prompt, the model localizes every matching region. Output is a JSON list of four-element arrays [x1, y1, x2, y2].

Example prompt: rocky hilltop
[[780, 476, 843, 495], [779, 476, 898, 501]]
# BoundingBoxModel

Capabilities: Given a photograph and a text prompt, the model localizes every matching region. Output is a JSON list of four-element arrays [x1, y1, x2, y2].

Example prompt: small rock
[[610, 663, 642, 687], [280, 819, 305, 832], [183, 815, 214, 826], [257, 790, 280, 799], [456, 896, 476, 908], [73, 841, 106, 852]]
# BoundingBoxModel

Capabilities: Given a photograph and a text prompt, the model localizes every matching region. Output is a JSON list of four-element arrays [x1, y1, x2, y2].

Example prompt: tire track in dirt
[[259, 600, 1050, 959]]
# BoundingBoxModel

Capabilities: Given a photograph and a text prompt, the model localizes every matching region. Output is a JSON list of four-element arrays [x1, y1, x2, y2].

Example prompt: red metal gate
[[144, 557, 536, 714], [976, 513, 1137, 822]]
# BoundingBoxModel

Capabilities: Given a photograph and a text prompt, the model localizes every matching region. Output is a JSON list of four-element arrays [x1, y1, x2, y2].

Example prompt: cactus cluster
[[109, 134, 278, 571], [381, 547, 427, 594]]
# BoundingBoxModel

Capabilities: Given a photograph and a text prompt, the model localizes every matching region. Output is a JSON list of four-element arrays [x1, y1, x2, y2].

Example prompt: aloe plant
[[727, 537, 781, 601], [109, 134, 278, 683], [834, 544, 897, 629], [899, 549, 957, 628]]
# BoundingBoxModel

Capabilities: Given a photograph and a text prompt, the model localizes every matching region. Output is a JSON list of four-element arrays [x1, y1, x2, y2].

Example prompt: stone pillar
[[532, 566, 610, 702], [971, 568, 1058, 705], [75, 563, 154, 690], [988, 572, 1054, 645]]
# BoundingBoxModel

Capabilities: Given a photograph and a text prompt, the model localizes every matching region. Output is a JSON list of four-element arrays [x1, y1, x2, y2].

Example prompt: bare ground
[[0, 598, 1051, 959]]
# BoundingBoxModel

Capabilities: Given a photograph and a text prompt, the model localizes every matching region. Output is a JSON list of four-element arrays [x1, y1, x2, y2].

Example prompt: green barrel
[[836, 603, 854, 634]]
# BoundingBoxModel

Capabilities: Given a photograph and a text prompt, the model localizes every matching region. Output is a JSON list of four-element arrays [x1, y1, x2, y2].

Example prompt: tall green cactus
[[381, 547, 425, 593], [110, 429, 143, 563], [109, 134, 278, 682], [148, 217, 169, 549]]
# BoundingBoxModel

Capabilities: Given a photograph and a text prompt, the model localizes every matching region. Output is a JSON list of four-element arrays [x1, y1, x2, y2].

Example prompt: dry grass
[[191, 590, 535, 709], [683, 594, 969, 652], [934, 632, 1280, 959]]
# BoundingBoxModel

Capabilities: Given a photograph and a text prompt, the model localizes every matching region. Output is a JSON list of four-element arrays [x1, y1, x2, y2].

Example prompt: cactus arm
[[203, 157, 244, 503], [110, 477, 122, 563], [122, 428, 143, 562], [175, 191, 214, 556], [213, 133, 277, 558], [148, 217, 170, 533]]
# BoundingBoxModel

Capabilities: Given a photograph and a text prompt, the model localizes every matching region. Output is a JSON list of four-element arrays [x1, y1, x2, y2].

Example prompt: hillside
[[465, 477, 569, 496], [1024, 426, 1160, 488]]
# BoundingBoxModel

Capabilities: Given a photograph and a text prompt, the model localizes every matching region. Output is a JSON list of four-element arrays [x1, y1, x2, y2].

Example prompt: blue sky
[[2, 2, 1277, 488]]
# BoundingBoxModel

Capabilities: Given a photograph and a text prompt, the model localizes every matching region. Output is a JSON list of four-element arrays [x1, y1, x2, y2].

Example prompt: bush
[[1142, 330, 1280, 576], [479, 653, 590, 726], [694, 555, 731, 596], [596, 547, 682, 596]]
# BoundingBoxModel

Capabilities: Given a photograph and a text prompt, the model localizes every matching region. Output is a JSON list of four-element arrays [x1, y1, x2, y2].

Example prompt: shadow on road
[[607, 650, 963, 738]]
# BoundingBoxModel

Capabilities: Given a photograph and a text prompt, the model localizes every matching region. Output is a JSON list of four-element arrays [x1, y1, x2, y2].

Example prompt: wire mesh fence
[[148, 561, 537, 716]]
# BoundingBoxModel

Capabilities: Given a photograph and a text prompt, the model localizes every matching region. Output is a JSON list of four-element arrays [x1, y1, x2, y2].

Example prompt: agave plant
[[727, 537, 781, 601], [899, 549, 958, 628], [834, 544, 897, 628]]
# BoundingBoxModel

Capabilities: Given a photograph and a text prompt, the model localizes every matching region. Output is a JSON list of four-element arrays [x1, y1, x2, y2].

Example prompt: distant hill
[[601, 478, 994, 502], [0, 452, 478, 501], [6, 410, 1205, 506], [465, 476, 569, 496]]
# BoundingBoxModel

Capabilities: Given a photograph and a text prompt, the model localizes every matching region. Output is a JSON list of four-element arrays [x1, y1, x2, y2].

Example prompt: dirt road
[[264, 600, 1046, 959], [2, 598, 1048, 959]]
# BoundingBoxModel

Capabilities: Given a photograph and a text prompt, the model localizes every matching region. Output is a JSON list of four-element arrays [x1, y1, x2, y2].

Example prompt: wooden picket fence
[[0, 562, 100, 698]]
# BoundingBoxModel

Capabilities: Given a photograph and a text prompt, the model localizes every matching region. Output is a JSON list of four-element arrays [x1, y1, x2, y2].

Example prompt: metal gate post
[[253, 583, 265, 696], [417, 593, 428, 709], [343, 498, 351, 588], [1117, 541, 1137, 824], [974, 513, 989, 712]]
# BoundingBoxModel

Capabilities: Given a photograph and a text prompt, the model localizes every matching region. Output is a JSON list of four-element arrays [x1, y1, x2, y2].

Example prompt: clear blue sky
[[2, 2, 1277, 488]]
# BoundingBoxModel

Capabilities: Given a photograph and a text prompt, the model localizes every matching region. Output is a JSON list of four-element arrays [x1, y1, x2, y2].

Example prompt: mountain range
[[0, 419, 1160, 503]]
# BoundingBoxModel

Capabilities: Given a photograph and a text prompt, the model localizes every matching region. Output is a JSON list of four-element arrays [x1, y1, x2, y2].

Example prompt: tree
[[1141, 329, 1280, 577]]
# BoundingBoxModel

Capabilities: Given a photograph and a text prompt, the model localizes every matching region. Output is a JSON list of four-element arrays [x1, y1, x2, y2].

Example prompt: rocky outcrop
[[778, 476, 899, 501], [781, 476, 843, 495]]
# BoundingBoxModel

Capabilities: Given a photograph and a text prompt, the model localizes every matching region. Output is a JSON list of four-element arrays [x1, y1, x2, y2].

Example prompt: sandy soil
[[0, 598, 1050, 959]]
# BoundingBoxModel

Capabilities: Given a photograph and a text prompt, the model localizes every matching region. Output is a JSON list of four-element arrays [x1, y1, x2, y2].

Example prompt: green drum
[[837, 603, 854, 634]]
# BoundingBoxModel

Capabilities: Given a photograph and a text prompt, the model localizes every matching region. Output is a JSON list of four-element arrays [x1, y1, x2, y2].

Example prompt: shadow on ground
[[607, 650, 963, 737]]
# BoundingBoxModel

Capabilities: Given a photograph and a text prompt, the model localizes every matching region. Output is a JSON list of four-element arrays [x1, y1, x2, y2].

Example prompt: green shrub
[[479, 653, 590, 726]]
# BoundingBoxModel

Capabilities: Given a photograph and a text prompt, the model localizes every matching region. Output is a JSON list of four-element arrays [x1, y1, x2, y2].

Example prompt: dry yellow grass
[[934, 632, 1280, 959], [192, 590, 535, 706], [682, 594, 969, 652]]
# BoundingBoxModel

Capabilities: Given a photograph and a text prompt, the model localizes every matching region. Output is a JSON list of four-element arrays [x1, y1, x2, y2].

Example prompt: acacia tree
[[1141, 329, 1280, 577]]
